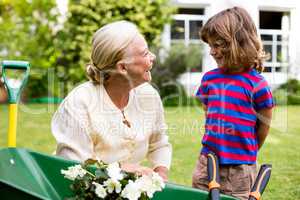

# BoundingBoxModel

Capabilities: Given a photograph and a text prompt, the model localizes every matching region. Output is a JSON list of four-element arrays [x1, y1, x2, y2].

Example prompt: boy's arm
[[256, 108, 273, 150], [202, 104, 207, 116]]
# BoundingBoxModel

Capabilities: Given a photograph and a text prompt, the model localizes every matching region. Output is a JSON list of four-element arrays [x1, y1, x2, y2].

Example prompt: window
[[171, 20, 184, 40], [171, 8, 205, 44], [259, 11, 290, 73], [170, 8, 205, 72]]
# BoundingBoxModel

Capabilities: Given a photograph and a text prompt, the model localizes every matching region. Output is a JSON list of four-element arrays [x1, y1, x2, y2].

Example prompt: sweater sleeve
[[147, 93, 172, 170], [51, 89, 94, 162]]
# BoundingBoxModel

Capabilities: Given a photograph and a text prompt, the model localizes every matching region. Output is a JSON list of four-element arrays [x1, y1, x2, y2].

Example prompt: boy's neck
[[219, 66, 250, 74]]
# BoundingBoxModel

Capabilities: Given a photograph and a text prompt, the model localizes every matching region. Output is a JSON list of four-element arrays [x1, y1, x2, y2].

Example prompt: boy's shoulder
[[246, 68, 267, 84], [202, 68, 221, 78], [204, 68, 220, 75]]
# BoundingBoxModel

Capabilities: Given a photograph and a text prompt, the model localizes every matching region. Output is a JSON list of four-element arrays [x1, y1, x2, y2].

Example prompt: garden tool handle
[[7, 104, 18, 147], [1, 60, 30, 147], [207, 151, 220, 200], [2, 60, 30, 70], [1, 60, 30, 103], [248, 164, 272, 200]]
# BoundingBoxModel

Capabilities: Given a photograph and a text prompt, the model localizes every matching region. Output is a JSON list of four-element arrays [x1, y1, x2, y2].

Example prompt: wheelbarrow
[[0, 148, 238, 200]]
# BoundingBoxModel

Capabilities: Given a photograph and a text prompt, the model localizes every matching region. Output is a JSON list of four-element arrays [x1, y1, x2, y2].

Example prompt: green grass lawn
[[0, 104, 299, 199]]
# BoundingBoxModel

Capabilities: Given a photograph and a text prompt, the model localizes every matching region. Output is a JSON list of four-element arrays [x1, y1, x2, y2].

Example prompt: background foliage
[[55, 0, 176, 96], [0, 0, 60, 98], [273, 79, 300, 105], [151, 43, 203, 106], [0, 0, 176, 98]]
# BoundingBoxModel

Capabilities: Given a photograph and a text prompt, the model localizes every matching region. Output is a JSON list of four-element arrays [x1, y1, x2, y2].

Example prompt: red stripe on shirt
[[203, 134, 258, 151], [205, 124, 256, 139], [208, 100, 255, 115], [209, 88, 250, 102], [202, 78, 254, 91], [219, 151, 257, 162], [254, 92, 273, 104], [207, 113, 256, 126]]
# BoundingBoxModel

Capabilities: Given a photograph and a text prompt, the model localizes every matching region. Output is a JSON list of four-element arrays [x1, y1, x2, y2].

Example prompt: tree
[[56, 0, 176, 95], [0, 0, 61, 98]]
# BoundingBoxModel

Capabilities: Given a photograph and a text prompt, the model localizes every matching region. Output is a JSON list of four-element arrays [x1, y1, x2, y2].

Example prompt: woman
[[51, 21, 172, 180]]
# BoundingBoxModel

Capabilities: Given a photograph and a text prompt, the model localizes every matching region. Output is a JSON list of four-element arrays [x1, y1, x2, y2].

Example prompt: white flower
[[103, 178, 122, 193], [135, 173, 165, 198], [106, 162, 124, 181], [61, 164, 87, 181], [121, 180, 141, 200], [92, 182, 107, 198], [135, 175, 156, 198], [152, 172, 165, 191]]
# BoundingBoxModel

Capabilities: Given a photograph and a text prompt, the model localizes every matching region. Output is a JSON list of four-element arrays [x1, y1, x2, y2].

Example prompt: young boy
[[192, 7, 274, 200]]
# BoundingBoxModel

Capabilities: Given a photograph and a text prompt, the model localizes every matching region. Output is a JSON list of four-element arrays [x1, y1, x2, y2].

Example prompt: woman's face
[[124, 34, 156, 87]]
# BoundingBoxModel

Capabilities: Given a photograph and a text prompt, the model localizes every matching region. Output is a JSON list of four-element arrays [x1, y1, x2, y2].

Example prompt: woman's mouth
[[146, 66, 152, 72]]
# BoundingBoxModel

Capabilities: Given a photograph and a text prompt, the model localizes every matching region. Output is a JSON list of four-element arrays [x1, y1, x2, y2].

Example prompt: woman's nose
[[149, 51, 156, 62]]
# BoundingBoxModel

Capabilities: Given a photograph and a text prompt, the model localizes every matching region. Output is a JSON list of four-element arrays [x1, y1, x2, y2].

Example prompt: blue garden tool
[[207, 151, 221, 200], [248, 164, 272, 200]]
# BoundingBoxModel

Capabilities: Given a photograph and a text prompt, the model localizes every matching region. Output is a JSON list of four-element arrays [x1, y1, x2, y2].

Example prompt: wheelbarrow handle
[[207, 151, 221, 200], [248, 164, 272, 200]]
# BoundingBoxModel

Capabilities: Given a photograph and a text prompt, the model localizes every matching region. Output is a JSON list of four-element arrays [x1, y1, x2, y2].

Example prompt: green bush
[[274, 79, 300, 105], [273, 89, 287, 105], [151, 43, 203, 106]]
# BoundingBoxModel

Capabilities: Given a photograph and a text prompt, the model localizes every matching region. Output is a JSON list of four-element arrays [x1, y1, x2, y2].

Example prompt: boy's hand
[[256, 108, 273, 149]]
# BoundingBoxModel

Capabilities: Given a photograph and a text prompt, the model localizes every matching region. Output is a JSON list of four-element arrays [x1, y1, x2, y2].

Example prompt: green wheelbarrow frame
[[0, 148, 237, 200]]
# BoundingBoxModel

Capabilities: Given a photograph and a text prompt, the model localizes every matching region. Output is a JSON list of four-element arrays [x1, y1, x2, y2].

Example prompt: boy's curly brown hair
[[200, 7, 268, 73]]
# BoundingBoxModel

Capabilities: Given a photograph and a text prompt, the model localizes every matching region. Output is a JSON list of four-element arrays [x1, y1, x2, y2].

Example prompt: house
[[161, 0, 300, 95]]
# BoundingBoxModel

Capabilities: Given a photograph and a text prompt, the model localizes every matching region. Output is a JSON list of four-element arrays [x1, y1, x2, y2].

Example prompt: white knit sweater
[[51, 82, 172, 169]]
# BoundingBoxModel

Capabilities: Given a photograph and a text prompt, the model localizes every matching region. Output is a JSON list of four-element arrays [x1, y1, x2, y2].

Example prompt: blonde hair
[[200, 7, 268, 73], [86, 21, 139, 84]]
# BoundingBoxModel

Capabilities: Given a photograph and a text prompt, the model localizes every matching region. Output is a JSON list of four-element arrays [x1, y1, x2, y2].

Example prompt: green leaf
[[95, 169, 109, 179]]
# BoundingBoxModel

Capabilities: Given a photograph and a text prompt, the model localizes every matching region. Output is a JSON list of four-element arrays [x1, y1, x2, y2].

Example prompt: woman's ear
[[116, 61, 128, 74]]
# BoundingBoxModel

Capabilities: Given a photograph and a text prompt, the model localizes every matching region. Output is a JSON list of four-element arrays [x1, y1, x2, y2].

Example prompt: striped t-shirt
[[196, 68, 274, 164]]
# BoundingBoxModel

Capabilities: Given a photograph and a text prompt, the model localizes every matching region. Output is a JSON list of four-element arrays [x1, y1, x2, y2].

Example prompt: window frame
[[260, 29, 290, 73], [171, 14, 206, 46]]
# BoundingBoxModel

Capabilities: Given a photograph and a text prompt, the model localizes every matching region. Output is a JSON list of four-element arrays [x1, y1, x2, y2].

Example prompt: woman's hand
[[121, 164, 168, 182], [154, 166, 168, 182], [121, 163, 153, 176]]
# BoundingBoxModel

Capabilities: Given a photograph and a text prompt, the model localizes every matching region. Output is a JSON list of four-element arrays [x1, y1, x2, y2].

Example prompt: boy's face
[[208, 39, 225, 67]]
